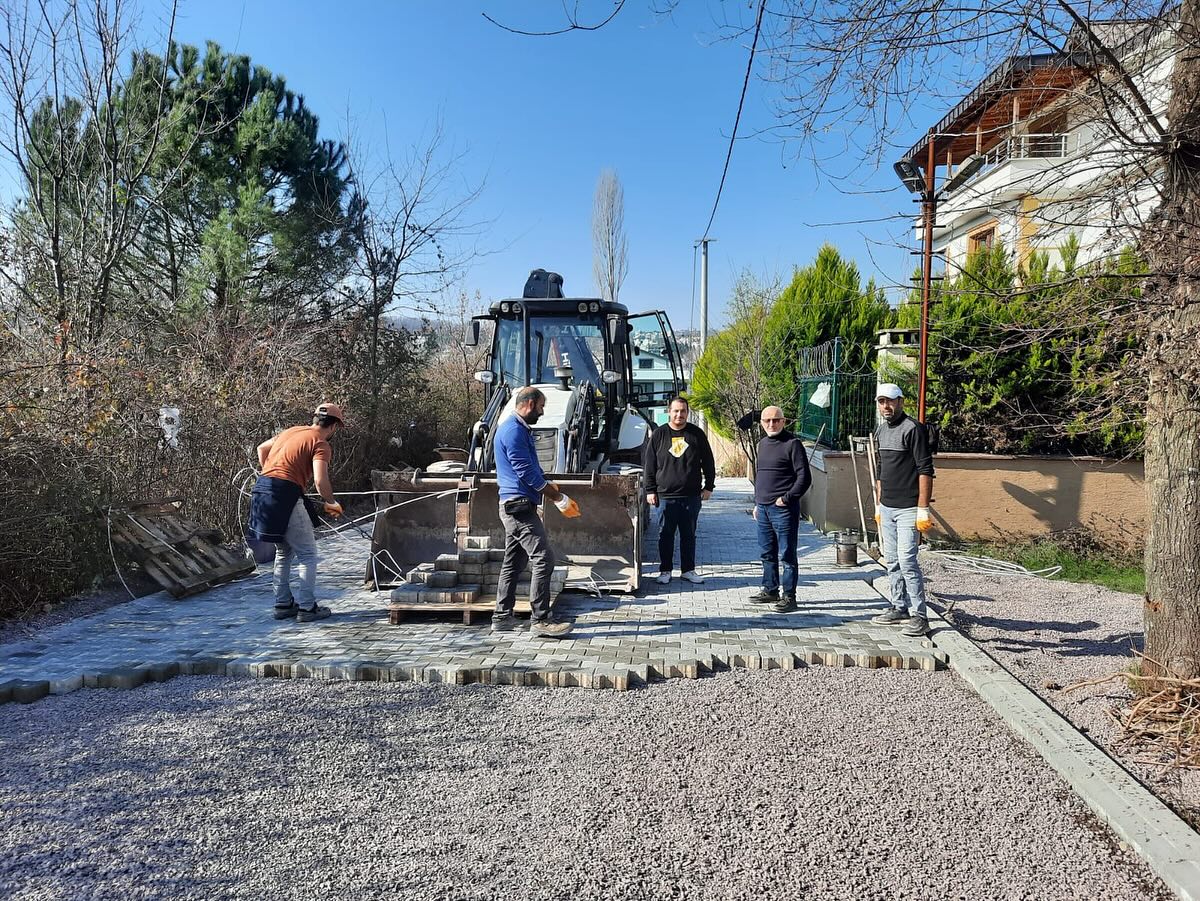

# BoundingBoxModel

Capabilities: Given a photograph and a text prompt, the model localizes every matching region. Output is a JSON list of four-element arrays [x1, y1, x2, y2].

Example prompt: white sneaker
[[681, 570, 705, 584], [656, 572, 671, 584]]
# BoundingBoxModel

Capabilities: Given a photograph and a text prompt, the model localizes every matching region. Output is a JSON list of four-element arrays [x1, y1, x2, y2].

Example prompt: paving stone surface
[[0, 478, 943, 698]]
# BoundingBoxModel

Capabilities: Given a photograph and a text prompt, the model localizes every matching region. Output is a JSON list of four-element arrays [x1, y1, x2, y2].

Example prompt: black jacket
[[643, 423, 716, 497], [875, 413, 934, 507], [754, 430, 812, 505]]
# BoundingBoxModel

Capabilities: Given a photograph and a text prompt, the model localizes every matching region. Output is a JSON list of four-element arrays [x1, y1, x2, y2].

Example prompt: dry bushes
[[0, 439, 107, 616], [0, 314, 361, 616]]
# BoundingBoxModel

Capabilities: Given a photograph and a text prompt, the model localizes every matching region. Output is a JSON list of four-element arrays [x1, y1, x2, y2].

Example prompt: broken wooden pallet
[[107, 498, 254, 598]]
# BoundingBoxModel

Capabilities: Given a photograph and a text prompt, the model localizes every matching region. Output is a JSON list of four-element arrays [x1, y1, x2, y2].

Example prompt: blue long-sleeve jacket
[[494, 414, 547, 502]]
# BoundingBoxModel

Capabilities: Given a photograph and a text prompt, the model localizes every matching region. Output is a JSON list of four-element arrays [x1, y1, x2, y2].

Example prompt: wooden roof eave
[[906, 52, 1094, 168]]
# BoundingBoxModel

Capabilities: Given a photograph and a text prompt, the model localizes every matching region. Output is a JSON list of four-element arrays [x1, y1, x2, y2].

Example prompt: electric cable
[[925, 549, 1063, 579], [701, 0, 767, 242], [105, 510, 138, 600]]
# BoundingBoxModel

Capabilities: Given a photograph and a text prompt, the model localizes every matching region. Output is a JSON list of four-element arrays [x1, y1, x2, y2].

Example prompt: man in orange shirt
[[248, 403, 345, 622]]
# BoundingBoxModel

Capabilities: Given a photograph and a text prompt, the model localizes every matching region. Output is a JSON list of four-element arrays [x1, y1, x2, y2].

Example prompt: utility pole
[[695, 237, 714, 433], [698, 238, 711, 354], [918, 131, 935, 425]]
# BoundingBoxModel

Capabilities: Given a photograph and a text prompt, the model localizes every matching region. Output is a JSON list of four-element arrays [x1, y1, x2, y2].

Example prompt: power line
[[701, 0, 766, 242]]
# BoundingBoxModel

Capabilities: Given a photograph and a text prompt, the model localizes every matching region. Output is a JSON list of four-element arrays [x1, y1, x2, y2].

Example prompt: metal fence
[[791, 338, 878, 449]]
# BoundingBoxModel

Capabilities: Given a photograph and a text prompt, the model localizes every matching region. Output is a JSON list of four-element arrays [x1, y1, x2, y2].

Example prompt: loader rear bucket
[[366, 469, 644, 592], [363, 471, 458, 587]]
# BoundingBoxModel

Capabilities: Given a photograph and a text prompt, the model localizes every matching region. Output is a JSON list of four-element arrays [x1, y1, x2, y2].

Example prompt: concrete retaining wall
[[798, 449, 1145, 547]]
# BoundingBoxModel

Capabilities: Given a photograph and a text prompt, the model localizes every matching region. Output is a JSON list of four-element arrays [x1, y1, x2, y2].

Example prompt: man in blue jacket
[[750, 405, 812, 613], [492, 386, 575, 638]]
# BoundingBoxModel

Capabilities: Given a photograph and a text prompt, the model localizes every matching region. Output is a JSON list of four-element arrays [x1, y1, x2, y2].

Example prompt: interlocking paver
[[0, 478, 942, 699]]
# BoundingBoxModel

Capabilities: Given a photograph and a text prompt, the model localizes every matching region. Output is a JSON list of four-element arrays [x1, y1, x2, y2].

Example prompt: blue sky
[[163, 1, 943, 330]]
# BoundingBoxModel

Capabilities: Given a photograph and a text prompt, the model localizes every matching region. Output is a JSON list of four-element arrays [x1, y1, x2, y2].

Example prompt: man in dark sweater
[[643, 397, 716, 585], [870, 383, 935, 636], [751, 405, 812, 613]]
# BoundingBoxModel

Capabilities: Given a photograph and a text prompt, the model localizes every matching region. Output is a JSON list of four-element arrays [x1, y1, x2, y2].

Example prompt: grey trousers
[[273, 498, 318, 609], [495, 501, 555, 622]]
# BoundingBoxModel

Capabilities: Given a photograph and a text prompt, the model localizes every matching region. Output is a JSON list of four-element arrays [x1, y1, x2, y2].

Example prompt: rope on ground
[[925, 549, 1063, 579]]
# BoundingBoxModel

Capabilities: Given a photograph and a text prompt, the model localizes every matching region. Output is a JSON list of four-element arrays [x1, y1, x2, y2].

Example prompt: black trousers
[[495, 502, 555, 621], [658, 495, 702, 574]]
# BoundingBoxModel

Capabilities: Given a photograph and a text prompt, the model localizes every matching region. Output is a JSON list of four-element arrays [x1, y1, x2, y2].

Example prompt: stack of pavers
[[388, 536, 568, 625]]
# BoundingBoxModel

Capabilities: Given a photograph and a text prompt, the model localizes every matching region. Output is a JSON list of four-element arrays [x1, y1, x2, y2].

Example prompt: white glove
[[554, 494, 581, 518]]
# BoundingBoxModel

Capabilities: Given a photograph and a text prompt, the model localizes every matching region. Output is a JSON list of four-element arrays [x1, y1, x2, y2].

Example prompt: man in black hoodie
[[643, 397, 716, 585], [750, 405, 812, 613]]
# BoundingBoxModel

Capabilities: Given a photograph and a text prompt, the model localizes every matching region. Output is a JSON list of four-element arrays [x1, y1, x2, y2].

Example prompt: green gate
[[792, 338, 878, 449]]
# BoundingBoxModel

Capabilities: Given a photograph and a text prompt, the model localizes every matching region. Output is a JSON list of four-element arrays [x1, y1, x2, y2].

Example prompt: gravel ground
[[0, 668, 1169, 901], [923, 552, 1200, 831]]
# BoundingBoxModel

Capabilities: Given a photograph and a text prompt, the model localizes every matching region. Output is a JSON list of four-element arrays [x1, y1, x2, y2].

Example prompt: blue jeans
[[756, 501, 799, 595], [880, 504, 927, 617], [658, 496, 702, 574], [273, 498, 318, 609]]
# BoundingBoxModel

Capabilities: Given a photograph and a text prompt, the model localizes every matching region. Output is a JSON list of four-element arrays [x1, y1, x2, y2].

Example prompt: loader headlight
[[589, 302, 600, 312], [601, 369, 621, 384], [474, 370, 494, 384], [577, 302, 588, 313], [500, 302, 511, 313]]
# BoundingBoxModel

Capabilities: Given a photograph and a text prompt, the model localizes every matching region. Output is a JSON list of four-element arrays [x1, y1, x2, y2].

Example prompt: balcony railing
[[955, 132, 1073, 191]]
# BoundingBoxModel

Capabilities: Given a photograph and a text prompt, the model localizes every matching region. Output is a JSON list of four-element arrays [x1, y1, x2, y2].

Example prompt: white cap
[[876, 383, 904, 400]]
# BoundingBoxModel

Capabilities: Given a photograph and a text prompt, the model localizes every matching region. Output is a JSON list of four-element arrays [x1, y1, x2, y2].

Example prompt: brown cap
[[314, 402, 345, 424]]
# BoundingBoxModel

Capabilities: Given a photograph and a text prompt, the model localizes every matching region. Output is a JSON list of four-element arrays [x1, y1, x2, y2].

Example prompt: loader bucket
[[366, 469, 644, 592], [364, 471, 459, 586]]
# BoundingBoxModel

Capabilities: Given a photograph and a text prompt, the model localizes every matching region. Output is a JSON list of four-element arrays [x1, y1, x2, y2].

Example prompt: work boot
[[748, 589, 778, 604], [530, 618, 572, 639], [491, 614, 519, 633], [681, 570, 705, 584], [272, 599, 299, 620], [296, 604, 332, 623], [872, 607, 908, 625], [902, 615, 930, 637], [773, 594, 797, 613]]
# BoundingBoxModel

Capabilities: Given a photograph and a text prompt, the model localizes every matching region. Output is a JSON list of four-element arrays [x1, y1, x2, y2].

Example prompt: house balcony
[[933, 132, 1075, 228]]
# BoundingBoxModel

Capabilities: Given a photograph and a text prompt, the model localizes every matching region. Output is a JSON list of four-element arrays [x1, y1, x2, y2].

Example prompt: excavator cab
[[367, 270, 686, 594]]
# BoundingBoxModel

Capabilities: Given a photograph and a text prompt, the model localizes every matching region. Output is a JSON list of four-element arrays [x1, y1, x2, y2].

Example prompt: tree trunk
[[1141, 0, 1200, 678]]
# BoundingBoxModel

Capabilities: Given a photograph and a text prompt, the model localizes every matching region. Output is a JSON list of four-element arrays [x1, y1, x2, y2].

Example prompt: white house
[[630, 330, 685, 425], [907, 18, 1174, 275]]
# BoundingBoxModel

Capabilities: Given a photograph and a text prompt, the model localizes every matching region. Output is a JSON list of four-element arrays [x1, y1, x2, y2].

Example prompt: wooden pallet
[[388, 599, 533, 626], [108, 499, 255, 598]]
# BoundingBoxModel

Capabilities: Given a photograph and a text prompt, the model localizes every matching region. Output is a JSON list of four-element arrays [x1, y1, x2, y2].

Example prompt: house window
[[638, 358, 654, 370], [968, 225, 997, 256]]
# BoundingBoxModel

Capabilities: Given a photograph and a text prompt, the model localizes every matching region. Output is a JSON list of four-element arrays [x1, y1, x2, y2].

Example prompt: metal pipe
[[700, 239, 709, 354], [849, 436, 871, 543], [408, 472, 602, 488], [918, 129, 935, 424]]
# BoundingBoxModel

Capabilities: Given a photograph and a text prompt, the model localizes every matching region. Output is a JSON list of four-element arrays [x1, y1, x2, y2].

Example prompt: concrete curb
[[867, 570, 1200, 901]]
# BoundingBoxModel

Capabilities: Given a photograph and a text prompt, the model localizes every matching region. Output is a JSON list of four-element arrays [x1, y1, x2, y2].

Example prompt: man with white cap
[[248, 402, 346, 623], [871, 384, 935, 636]]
